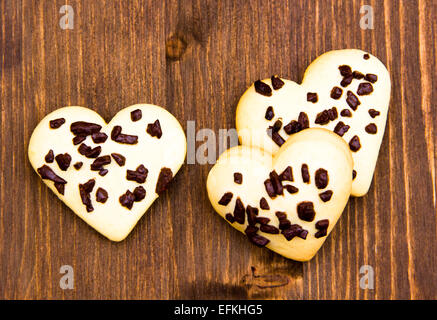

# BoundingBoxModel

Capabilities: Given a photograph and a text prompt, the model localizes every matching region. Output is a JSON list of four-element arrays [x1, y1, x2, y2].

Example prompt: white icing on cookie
[[236, 49, 390, 196], [207, 128, 353, 261], [28, 104, 186, 241]]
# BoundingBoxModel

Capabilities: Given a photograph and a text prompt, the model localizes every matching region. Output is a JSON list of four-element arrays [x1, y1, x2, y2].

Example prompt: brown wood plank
[[0, 0, 436, 299]]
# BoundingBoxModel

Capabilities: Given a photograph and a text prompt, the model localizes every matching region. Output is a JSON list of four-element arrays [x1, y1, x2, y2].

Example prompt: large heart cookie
[[28, 104, 186, 241], [207, 128, 353, 261], [236, 49, 390, 196]]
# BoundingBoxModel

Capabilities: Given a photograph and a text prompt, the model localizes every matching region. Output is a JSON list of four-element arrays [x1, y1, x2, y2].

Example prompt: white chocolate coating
[[236, 49, 390, 196], [28, 104, 186, 241], [207, 128, 353, 261]]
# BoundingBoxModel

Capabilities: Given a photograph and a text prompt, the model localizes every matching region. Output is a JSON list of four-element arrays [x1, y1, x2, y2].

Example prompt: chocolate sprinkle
[[79, 179, 95, 212], [338, 65, 352, 77], [363, 53, 370, 60], [111, 126, 138, 144], [346, 91, 361, 110], [119, 190, 136, 210], [315, 168, 329, 189], [282, 224, 307, 241], [271, 76, 284, 90], [131, 109, 142, 122], [267, 128, 285, 146], [133, 186, 146, 202], [99, 169, 108, 176], [357, 82, 374, 95], [319, 190, 333, 202], [316, 219, 329, 230], [234, 172, 243, 184], [349, 135, 361, 152], [127, 165, 148, 184], [147, 120, 163, 139], [254, 80, 272, 96], [71, 122, 102, 136], [156, 167, 173, 194], [50, 118, 66, 129], [279, 166, 293, 182], [272, 119, 282, 132], [233, 198, 245, 224], [365, 123, 377, 134], [307, 92, 318, 103], [256, 217, 270, 225], [247, 232, 270, 247], [297, 201, 316, 222], [340, 109, 352, 117], [225, 213, 235, 223], [353, 170, 357, 180], [298, 112, 309, 130], [276, 212, 291, 230], [96, 187, 108, 203], [265, 106, 274, 120], [73, 162, 83, 170], [45, 150, 54, 163], [340, 75, 353, 87], [369, 109, 380, 118], [264, 179, 276, 199], [78, 143, 101, 158], [91, 132, 108, 144], [218, 192, 233, 206], [330, 86, 343, 99], [55, 153, 72, 171], [315, 107, 338, 125], [334, 121, 350, 137], [111, 153, 126, 167], [260, 224, 280, 234], [259, 197, 270, 210], [284, 120, 301, 135], [269, 170, 283, 195], [364, 73, 378, 83], [352, 71, 364, 79], [315, 229, 327, 238], [285, 185, 299, 194], [73, 135, 87, 145], [301, 164, 310, 183], [246, 205, 259, 226], [37, 165, 67, 194], [91, 155, 111, 171]]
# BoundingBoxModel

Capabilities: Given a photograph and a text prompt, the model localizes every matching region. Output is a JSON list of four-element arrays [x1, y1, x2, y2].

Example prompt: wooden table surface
[[1, 0, 436, 300]]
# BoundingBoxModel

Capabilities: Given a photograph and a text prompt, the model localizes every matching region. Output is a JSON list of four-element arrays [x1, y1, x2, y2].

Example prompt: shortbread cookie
[[236, 49, 390, 196], [207, 128, 353, 261], [28, 104, 186, 241]]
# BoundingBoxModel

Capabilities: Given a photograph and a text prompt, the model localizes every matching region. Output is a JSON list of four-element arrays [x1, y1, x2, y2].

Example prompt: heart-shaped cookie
[[207, 128, 353, 261], [28, 104, 186, 241], [236, 49, 390, 196]]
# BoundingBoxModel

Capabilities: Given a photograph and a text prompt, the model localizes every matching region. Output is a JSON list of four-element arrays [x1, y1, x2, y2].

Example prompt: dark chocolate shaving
[[79, 179, 96, 212], [260, 224, 280, 234], [91, 132, 108, 144], [298, 112, 309, 130], [55, 153, 72, 171], [282, 224, 307, 241], [111, 153, 126, 167], [218, 192, 233, 206], [127, 164, 148, 184], [285, 185, 299, 194], [96, 187, 108, 203], [156, 167, 173, 194], [91, 155, 111, 171], [131, 109, 142, 122], [72, 135, 86, 145], [73, 162, 83, 170], [256, 217, 270, 225], [315, 168, 329, 189], [279, 166, 293, 182], [334, 121, 350, 137], [45, 150, 54, 163], [111, 126, 138, 144], [267, 127, 285, 146], [365, 123, 377, 134], [119, 190, 136, 210], [269, 170, 283, 195], [271, 76, 284, 90], [307, 92, 318, 103], [315, 229, 327, 238], [319, 190, 333, 202], [71, 121, 102, 136], [297, 201, 316, 222], [99, 169, 108, 176], [264, 179, 276, 198], [315, 219, 329, 230], [357, 82, 374, 95], [330, 86, 343, 99], [364, 73, 378, 83], [234, 172, 243, 184], [340, 75, 353, 87], [301, 164, 310, 183], [133, 186, 146, 202], [146, 120, 163, 139], [276, 212, 291, 230], [340, 109, 352, 117], [284, 120, 301, 135], [369, 109, 380, 118], [265, 106, 274, 120], [50, 118, 66, 129], [246, 205, 259, 226], [346, 91, 361, 110], [233, 198, 245, 224], [349, 135, 361, 152], [78, 143, 101, 158], [259, 197, 270, 210], [37, 165, 67, 193], [363, 53, 370, 59], [254, 80, 272, 96], [352, 71, 364, 79], [225, 213, 235, 223], [315, 107, 338, 125], [352, 170, 357, 180], [338, 65, 352, 77]]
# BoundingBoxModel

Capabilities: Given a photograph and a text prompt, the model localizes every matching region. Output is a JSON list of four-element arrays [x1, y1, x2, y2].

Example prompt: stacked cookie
[[207, 49, 390, 261]]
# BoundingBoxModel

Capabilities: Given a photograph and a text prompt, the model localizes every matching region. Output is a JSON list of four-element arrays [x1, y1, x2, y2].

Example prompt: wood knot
[[165, 35, 187, 61]]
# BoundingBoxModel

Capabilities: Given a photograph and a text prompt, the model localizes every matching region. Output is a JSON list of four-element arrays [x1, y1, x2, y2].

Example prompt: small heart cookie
[[207, 128, 353, 261], [28, 104, 186, 241], [236, 49, 390, 196]]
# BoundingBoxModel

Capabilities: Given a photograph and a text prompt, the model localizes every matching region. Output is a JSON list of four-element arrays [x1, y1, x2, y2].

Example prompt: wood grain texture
[[0, 0, 436, 299]]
